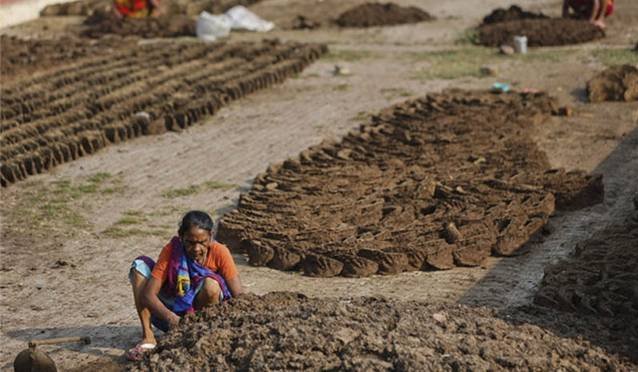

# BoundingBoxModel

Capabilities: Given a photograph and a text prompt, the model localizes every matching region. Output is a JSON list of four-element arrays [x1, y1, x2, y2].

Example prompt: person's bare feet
[[591, 19, 606, 29]]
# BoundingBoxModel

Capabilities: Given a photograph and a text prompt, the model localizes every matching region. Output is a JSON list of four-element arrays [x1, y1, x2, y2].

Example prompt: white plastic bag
[[225, 5, 274, 32], [196, 11, 232, 42]]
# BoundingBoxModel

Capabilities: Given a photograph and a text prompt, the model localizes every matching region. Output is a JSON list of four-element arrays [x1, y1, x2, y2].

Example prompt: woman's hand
[[167, 313, 181, 330]]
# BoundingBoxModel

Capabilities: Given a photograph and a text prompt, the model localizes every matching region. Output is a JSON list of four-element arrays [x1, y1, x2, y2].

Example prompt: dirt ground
[[1, 0, 637, 370]]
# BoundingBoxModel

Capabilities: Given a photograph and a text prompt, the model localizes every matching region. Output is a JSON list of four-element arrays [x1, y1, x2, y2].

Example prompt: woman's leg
[[193, 278, 222, 310], [130, 270, 157, 345]]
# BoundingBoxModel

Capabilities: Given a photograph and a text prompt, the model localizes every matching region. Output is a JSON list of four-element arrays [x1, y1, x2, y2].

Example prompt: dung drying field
[[1, 0, 637, 371]]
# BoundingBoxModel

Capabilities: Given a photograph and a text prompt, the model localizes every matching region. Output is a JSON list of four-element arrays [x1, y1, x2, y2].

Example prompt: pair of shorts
[[129, 256, 219, 332]]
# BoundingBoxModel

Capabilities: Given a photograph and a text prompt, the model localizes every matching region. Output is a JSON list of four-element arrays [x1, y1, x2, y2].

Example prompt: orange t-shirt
[[151, 240, 239, 285]]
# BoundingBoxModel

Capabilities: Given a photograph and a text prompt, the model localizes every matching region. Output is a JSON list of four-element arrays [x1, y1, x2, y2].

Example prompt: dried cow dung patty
[[336, 2, 433, 28], [217, 91, 604, 278], [476, 18, 604, 47], [0, 39, 327, 187], [587, 64, 638, 103], [130, 292, 637, 371]]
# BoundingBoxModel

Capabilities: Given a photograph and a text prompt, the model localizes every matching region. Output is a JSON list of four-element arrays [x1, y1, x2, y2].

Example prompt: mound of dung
[[131, 292, 636, 371], [481, 5, 548, 25], [82, 10, 195, 38], [40, 0, 109, 16], [0, 40, 326, 187], [477, 18, 604, 47], [587, 64, 638, 103], [217, 91, 604, 277], [535, 212, 638, 319], [335, 2, 433, 28]]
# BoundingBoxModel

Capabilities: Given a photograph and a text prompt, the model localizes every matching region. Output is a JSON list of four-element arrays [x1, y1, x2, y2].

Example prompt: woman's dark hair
[[178, 210, 214, 237]]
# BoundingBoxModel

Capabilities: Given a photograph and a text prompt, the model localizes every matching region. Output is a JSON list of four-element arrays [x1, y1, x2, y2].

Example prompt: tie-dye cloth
[[163, 236, 232, 314]]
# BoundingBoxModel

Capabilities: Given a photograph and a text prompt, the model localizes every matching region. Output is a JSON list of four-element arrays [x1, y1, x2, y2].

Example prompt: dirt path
[[1, 0, 637, 369]]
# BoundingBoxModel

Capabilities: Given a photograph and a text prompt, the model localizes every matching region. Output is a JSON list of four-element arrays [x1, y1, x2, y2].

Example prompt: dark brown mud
[[477, 18, 605, 47], [130, 292, 637, 371], [0, 39, 326, 187], [587, 64, 638, 103], [217, 91, 603, 277], [335, 2, 433, 28], [481, 5, 547, 26], [534, 211, 638, 319], [82, 10, 195, 38]]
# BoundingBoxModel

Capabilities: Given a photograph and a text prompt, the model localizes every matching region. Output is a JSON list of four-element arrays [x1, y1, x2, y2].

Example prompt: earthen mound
[[130, 292, 636, 371], [40, 0, 109, 16], [481, 5, 548, 25], [335, 2, 433, 28], [82, 10, 195, 38], [0, 40, 326, 187], [477, 18, 604, 47], [587, 64, 638, 103], [217, 91, 604, 278], [535, 212, 638, 319]]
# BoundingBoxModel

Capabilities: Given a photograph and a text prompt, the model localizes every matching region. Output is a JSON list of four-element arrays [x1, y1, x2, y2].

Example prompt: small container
[[513, 36, 528, 54]]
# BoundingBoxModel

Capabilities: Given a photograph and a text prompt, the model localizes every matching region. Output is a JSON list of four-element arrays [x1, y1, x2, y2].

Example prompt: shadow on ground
[[460, 127, 638, 364]]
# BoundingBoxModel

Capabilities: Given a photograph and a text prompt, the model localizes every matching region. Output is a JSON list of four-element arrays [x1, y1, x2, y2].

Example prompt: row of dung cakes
[[216, 90, 604, 278], [0, 39, 327, 187], [40, 0, 263, 17]]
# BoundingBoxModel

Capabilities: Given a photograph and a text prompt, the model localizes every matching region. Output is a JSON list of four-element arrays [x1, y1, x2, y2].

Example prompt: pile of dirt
[[217, 91, 603, 277], [40, 0, 262, 17], [335, 2, 433, 28], [535, 212, 638, 319], [481, 5, 548, 25], [40, 0, 109, 16], [82, 10, 195, 38], [0, 40, 327, 187], [131, 292, 636, 370], [0, 35, 126, 78], [587, 64, 638, 103], [477, 18, 605, 47]]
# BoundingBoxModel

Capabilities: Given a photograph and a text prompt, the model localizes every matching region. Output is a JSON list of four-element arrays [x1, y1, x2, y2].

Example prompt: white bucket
[[513, 36, 528, 54]]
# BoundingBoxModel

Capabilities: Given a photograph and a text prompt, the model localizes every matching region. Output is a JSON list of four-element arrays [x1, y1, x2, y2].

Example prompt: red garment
[[114, 0, 152, 18]]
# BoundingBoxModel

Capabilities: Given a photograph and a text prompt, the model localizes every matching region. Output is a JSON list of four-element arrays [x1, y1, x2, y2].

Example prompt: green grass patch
[[323, 49, 376, 62], [6, 173, 121, 234], [454, 28, 479, 45], [410, 48, 495, 80], [333, 83, 351, 92], [350, 111, 371, 122], [162, 181, 238, 198], [381, 87, 414, 98], [591, 48, 638, 67], [114, 212, 147, 226], [410, 47, 577, 80], [103, 226, 170, 239]]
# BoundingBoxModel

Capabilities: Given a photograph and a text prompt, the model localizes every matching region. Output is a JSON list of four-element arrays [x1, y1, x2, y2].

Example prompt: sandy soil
[[1, 0, 637, 370]]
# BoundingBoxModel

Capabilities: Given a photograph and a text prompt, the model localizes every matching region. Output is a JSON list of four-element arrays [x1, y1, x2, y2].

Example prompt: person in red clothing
[[113, 0, 160, 18], [126, 210, 243, 360], [562, 0, 614, 29]]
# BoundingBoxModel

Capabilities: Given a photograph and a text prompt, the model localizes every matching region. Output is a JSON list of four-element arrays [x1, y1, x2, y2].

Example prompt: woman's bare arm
[[226, 275, 244, 297], [142, 277, 180, 328]]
